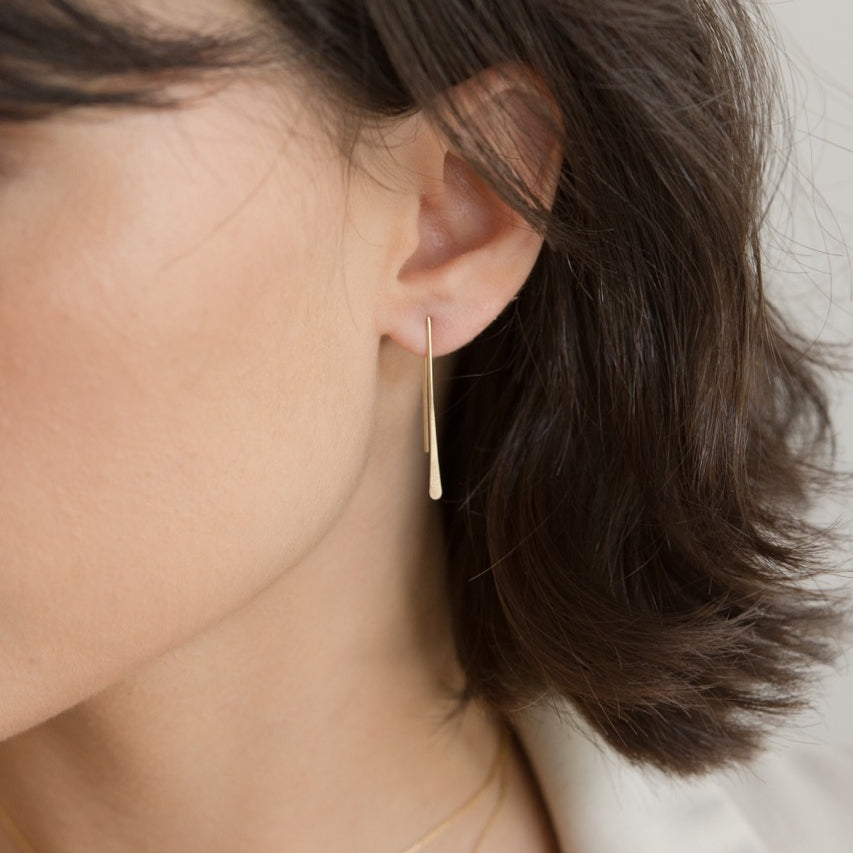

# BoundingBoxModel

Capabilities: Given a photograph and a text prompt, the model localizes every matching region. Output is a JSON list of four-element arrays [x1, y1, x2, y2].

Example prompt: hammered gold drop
[[423, 316, 443, 501]]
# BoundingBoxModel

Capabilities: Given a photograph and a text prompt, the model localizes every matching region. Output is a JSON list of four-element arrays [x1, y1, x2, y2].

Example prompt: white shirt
[[515, 640, 853, 852]]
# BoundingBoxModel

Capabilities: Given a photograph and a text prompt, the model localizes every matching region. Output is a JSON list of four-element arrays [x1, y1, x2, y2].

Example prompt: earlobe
[[381, 66, 563, 359]]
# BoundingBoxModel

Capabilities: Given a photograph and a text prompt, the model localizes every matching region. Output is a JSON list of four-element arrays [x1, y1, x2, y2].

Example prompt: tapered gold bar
[[423, 356, 430, 454], [426, 316, 442, 500]]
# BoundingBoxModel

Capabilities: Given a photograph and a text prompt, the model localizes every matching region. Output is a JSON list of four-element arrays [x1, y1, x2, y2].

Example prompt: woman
[[0, 0, 847, 850]]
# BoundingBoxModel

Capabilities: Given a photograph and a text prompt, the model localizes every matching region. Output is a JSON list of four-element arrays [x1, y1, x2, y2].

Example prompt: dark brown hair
[[1, 0, 842, 774]]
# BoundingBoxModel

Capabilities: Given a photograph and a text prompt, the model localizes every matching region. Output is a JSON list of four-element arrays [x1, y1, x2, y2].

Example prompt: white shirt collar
[[514, 701, 773, 853]]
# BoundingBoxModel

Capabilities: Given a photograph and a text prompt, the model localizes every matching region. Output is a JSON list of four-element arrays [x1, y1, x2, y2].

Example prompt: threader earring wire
[[423, 316, 443, 500]]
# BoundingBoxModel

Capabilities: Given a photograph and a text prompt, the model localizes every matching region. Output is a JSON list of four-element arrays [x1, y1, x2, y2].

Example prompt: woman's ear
[[378, 65, 563, 357]]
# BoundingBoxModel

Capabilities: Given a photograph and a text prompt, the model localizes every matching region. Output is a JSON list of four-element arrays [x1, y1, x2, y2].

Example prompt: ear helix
[[423, 316, 443, 500]]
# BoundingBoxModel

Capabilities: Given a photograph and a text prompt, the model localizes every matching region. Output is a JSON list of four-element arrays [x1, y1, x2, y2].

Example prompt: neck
[[0, 346, 506, 852]]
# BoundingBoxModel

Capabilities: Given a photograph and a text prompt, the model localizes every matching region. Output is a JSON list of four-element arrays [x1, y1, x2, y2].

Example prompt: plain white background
[[761, 0, 853, 802], [770, 0, 853, 430]]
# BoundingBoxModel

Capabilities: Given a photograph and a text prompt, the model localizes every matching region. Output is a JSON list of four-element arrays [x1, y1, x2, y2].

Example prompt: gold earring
[[423, 316, 442, 500]]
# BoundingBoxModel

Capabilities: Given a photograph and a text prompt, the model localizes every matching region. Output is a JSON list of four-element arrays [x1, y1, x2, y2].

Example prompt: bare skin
[[0, 350, 558, 851], [0, 2, 564, 850]]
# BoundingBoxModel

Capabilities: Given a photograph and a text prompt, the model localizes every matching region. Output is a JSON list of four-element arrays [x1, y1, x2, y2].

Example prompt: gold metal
[[424, 316, 442, 500], [0, 734, 511, 853], [471, 731, 510, 852], [0, 804, 39, 853], [399, 728, 509, 853], [422, 356, 430, 454]]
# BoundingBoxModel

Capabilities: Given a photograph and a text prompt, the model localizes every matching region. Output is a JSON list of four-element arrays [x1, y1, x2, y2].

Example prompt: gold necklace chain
[[399, 727, 510, 853], [468, 732, 510, 853], [0, 729, 511, 853], [0, 804, 38, 853]]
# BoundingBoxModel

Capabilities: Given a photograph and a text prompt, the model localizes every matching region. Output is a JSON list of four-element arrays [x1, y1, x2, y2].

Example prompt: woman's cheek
[[0, 98, 375, 737]]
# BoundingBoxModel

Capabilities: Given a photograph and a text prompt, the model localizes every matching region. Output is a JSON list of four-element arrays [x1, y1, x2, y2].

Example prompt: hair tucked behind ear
[[6, 0, 842, 775], [289, 0, 842, 774]]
